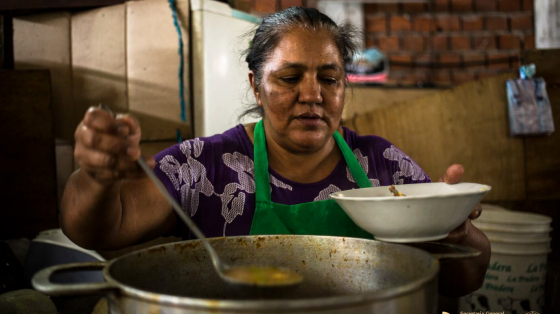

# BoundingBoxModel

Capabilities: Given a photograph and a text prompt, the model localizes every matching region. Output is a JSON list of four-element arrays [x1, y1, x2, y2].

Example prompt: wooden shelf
[[0, 0, 125, 12]]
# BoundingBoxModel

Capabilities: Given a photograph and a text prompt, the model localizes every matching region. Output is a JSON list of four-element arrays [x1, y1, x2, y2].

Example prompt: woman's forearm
[[438, 220, 491, 297], [60, 169, 125, 250]]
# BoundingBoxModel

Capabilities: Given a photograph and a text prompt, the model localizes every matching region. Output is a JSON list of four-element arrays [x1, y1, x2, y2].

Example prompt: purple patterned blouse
[[154, 125, 431, 239]]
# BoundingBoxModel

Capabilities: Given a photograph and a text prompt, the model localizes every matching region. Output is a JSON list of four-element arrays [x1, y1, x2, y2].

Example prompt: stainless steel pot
[[33, 235, 478, 314]]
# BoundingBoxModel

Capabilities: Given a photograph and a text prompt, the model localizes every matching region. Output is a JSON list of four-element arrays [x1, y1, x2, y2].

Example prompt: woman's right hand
[[74, 106, 144, 185]]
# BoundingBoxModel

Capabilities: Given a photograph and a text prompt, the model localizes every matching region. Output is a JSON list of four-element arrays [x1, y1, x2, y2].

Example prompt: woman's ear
[[248, 71, 262, 107]]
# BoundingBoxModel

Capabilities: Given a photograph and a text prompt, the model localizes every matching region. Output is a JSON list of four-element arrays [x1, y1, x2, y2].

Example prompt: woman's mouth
[[296, 113, 323, 127]]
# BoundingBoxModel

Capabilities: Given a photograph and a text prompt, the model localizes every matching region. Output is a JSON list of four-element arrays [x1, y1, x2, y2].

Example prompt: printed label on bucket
[[458, 253, 547, 313]]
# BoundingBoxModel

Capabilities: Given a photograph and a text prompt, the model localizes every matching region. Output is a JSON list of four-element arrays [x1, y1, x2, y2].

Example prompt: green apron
[[248, 120, 374, 239]]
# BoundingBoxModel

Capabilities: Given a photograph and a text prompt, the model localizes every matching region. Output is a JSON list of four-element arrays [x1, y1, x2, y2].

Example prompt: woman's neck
[[244, 123, 344, 184]]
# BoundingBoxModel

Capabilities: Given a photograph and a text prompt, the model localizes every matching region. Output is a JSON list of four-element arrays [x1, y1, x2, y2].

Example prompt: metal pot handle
[[32, 261, 118, 296], [405, 242, 481, 261]]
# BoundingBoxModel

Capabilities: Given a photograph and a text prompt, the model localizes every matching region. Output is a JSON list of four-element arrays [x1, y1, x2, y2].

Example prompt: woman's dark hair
[[239, 6, 362, 120]]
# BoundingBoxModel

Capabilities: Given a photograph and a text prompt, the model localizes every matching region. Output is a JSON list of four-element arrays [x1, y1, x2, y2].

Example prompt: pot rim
[[101, 235, 440, 311]]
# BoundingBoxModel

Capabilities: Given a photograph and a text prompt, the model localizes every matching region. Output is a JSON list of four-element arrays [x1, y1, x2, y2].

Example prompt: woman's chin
[[289, 131, 331, 151]]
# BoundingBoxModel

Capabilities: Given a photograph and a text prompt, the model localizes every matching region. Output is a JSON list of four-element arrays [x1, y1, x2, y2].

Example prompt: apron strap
[[253, 120, 373, 203], [254, 120, 272, 203], [333, 131, 373, 188]]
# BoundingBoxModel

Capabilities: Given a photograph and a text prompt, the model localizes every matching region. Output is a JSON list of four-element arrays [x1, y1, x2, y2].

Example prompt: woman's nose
[[298, 77, 322, 104]]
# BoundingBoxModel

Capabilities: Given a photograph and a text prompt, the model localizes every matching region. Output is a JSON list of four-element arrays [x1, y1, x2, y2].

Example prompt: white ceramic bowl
[[330, 182, 491, 243]]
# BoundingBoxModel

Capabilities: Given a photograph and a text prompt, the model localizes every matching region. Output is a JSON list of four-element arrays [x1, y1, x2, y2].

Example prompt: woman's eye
[[321, 77, 337, 85], [281, 76, 300, 83]]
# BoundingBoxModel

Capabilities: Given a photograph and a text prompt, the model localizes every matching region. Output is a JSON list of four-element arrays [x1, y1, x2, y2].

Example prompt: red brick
[[305, 0, 317, 8], [389, 54, 413, 70], [403, 3, 426, 12], [401, 71, 430, 86], [439, 53, 462, 66], [463, 53, 487, 69], [488, 52, 512, 69], [511, 14, 533, 30], [473, 35, 497, 49], [451, 35, 472, 51], [486, 16, 508, 30], [416, 54, 436, 66], [523, 0, 534, 11], [390, 16, 412, 31], [254, 0, 276, 13], [280, 0, 301, 9], [433, 70, 453, 85], [414, 16, 435, 32], [462, 15, 484, 31], [364, 3, 377, 15], [366, 36, 375, 48], [403, 36, 426, 52], [477, 70, 500, 79], [436, 16, 461, 31], [524, 33, 535, 49], [498, 0, 521, 12], [366, 16, 387, 33], [452, 0, 473, 12], [499, 34, 521, 49], [453, 71, 476, 84], [233, 0, 251, 12], [433, 35, 449, 51], [475, 0, 497, 11], [434, 0, 450, 12], [377, 3, 400, 13], [377, 36, 400, 52]]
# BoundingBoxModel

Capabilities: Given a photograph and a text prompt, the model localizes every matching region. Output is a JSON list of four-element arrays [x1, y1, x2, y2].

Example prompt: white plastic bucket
[[481, 228, 552, 241], [473, 210, 552, 232], [459, 250, 548, 313], [488, 238, 551, 254]]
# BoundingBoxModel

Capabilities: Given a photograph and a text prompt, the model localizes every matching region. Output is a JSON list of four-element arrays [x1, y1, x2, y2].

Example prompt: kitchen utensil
[[99, 104, 301, 288], [32, 235, 480, 314], [330, 182, 491, 242]]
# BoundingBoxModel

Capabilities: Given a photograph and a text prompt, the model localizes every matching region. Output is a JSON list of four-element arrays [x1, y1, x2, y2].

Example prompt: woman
[[61, 7, 489, 297]]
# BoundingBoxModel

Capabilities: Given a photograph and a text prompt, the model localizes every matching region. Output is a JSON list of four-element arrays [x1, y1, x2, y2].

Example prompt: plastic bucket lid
[[477, 210, 552, 225], [489, 237, 551, 254], [473, 220, 551, 232], [482, 228, 551, 241]]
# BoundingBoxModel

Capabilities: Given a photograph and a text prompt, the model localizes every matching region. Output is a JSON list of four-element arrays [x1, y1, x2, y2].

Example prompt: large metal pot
[[33, 235, 478, 313]]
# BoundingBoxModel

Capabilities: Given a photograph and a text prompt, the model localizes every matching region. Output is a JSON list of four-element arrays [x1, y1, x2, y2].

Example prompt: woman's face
[[250, 27, 346, 153]]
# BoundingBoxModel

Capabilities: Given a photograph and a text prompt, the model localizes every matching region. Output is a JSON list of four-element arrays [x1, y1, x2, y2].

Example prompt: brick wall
[[229, 0, 317, 14], [365, 0, 534, 86], [230, 0, 534, 87]]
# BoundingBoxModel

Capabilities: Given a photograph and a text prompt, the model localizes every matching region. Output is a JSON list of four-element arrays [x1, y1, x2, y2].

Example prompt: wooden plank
[[354, 73, 525, 201], [0, 15, 14, 70], [0, 15, 4, 69], [126, 0, 191, 140], [343, 86, 437, 131], [0, 70, 58, 239], [13, 12, 75, 142], [0, 0, 125, 11], [71, 4, 127, 123], [521, 49, 560, 200]]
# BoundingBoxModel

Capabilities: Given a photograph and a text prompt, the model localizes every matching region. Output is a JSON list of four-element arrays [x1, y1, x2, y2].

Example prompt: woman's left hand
[[437, 163, 490, 297], [439, 164, 482, 219]]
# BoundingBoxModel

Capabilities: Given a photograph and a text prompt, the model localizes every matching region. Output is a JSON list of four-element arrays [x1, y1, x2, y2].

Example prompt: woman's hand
[[437, 163, 491, 297], [74, 106, 151, 185]]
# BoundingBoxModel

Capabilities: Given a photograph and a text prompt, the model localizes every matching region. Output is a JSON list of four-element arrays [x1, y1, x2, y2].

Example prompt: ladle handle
[[137, 158, 224, 272], [97, 104, 224, 273], [32, 262, 117, 296]]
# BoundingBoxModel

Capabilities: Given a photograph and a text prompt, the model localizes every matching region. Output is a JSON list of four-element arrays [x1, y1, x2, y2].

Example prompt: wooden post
[[0, 14, 13, 69]]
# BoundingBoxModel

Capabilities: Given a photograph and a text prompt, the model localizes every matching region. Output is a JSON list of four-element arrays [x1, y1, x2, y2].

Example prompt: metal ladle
[[100, 105, 302, 288]]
